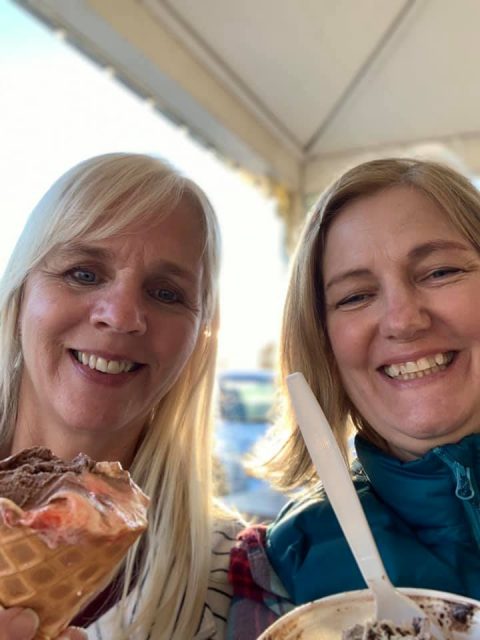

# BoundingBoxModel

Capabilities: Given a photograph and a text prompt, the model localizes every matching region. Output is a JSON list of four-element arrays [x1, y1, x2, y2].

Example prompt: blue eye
[[69, 268, 98, 284], [337, 292, 372, 308], [151, 288, 182, 303], [429, 267, 461, 279]]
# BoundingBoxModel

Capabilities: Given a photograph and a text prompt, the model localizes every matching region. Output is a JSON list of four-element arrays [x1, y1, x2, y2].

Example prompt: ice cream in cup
[[257, 588, 480, 640]]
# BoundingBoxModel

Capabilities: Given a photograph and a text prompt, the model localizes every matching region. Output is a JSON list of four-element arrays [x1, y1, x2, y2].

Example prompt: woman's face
[[323, 185, 480, 460], [16, 198, 205, 459]]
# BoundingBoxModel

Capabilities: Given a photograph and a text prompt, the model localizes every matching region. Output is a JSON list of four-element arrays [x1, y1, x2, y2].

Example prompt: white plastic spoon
[[286, 372, 444, 639]]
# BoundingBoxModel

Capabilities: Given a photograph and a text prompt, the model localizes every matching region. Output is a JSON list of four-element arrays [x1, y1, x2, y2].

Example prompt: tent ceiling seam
[[146, 0, 303, 153], [304, 0, 417, 155]]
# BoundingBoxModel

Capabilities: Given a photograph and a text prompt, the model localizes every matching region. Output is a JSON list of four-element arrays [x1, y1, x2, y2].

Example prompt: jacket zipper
[[433, 448, 480, 547]]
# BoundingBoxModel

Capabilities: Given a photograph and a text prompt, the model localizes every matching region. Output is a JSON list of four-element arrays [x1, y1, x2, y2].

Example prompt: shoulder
[[212, 518, 245, 554], [210, 517, 245, 580], [269, 470, 371, 542], [195, 518, 245, 639], [87, 519, 246, 640], [208, 518, 244, 608], [266, 471, 416, 605]]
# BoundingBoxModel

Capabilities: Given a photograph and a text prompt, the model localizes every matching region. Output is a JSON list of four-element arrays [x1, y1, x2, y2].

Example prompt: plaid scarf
[[227, 526, 294, 640]]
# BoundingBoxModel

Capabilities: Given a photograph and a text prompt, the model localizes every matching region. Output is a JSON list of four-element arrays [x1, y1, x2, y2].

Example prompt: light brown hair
[[269, 157, 480, 490]]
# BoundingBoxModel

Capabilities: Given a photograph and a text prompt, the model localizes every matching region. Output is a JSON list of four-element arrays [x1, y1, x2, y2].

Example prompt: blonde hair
[[0, 153, 222, 638], [269, 157, 480, 491]]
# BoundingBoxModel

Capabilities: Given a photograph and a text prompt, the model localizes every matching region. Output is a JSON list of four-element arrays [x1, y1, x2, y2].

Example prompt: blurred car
[[214, 369, 288, 519]]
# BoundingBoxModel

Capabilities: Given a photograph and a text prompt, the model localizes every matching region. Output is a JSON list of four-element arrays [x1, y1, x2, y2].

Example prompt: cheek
[[20, 284, 57, 332], [19, 295, 41, 355], [148, 323, 202, 402], [455, 307, 480, 342], [154, 319, 201, 367], [327, 317, 367, 375], [19, 287, 72, 367], [20, 303, 49, 351], [173, 330, 198, 368]]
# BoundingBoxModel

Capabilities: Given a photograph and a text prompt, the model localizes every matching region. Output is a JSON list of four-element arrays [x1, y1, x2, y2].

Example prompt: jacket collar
[[355, 433, 480, 527]]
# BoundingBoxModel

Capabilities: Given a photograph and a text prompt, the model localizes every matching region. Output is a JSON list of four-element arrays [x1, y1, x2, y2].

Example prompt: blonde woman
[[0, 153, 241, 640], [228, 158, 480, 639]]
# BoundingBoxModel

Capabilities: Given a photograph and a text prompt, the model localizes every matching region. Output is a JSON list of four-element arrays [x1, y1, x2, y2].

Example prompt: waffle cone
[[0, 519, 141, 639], [0, 455, 149, 640]]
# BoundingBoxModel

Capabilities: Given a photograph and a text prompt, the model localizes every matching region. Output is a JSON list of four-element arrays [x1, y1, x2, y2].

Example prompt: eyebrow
[[55, 244, 110, 262], [54, 242, 200, 284], [324, 239, 471, 291], [407, 239, 470, 261]]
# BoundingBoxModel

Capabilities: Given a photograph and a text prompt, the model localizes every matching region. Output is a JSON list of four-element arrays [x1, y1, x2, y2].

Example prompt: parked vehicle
[[214, 369, 288, 519]]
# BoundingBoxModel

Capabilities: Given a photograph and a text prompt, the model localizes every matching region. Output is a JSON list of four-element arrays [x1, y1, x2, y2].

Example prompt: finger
[[0, 608, 39, 640], [57, 627, 88, 640]]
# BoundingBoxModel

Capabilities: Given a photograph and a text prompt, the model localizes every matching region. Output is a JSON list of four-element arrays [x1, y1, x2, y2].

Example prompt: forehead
[[94, 193, 205, 241], [50, 198, 206, 272], [323, 185, 465, 265]]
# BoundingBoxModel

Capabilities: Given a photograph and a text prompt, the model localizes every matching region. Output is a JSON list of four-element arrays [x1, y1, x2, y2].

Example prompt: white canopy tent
[[15, 0, 480, 246]]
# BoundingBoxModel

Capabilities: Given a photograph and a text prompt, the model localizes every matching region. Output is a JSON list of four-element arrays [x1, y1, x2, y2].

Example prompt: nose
[[379, 284, 431, 341], [90, 282, 147, 335]]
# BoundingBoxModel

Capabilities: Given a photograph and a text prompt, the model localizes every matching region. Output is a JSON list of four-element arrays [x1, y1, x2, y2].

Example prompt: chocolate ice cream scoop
[[0, 447, 97, 508]]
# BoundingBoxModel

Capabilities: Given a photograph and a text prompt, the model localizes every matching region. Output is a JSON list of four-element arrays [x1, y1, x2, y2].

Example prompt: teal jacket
[[266, 433, 480, 605]]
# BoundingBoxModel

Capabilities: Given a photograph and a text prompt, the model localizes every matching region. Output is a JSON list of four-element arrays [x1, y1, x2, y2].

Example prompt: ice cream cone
[[0, 520, 139, 639], [0, 450, 149, 640]]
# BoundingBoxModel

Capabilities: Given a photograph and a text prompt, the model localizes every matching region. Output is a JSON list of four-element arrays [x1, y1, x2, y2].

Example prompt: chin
[[400, 423, 471, 449]]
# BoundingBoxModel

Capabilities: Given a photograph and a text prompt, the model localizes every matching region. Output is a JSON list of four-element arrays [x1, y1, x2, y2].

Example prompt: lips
[[71, 350, 141, 374], [382, 351, 455, 380]]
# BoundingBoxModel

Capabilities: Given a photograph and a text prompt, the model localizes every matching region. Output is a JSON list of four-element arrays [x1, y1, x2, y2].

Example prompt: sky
[[0, 0, 288, 369]]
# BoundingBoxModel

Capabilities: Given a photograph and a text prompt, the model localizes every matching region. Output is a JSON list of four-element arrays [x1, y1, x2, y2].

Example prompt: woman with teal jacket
[[227, 158, 480, 639]]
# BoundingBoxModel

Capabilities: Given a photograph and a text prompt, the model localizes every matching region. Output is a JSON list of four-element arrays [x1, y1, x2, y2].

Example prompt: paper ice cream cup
[[257, 588, 480, 639]]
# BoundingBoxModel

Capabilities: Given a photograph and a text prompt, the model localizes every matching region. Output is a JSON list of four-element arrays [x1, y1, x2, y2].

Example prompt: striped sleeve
[[194, 520, 245, 639], [86, 519, 244, 640]]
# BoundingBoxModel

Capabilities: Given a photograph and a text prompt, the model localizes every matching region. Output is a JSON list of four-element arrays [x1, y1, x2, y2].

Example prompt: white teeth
[[388, 363, 400, 377], [107, 360, 122, 374], [384, 352, 453, 380], [73, 351, 136, 374], [96, 357, 108, 373], [416, 357, 430, 370]]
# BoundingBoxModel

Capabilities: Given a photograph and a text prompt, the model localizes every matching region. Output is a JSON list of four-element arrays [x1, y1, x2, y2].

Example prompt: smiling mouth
[[71, 350, 142, 374], [382, 351, 455, 380]]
